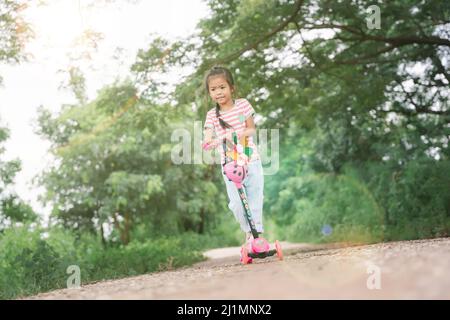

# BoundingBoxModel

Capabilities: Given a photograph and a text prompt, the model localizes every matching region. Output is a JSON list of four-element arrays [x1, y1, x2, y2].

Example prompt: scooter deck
[[248, 249, 277, 259]]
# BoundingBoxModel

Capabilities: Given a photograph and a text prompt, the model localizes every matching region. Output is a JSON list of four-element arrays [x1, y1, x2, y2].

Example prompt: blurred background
[[0, 0, 448, 299]]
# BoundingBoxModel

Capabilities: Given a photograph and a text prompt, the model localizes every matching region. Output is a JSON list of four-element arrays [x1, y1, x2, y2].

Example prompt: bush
[[270, 170, 385, 244], [269, 159, 450, 244]]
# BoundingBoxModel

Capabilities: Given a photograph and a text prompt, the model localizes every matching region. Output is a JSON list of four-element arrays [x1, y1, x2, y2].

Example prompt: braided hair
[[205, 66, 235, 129]]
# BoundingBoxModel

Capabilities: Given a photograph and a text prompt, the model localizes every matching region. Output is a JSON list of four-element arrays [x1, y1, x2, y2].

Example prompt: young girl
[[202, 66, 264, 251]]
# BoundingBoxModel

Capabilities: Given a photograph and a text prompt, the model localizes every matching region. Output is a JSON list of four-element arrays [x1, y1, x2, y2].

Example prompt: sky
[[0, 0, 209, 218]]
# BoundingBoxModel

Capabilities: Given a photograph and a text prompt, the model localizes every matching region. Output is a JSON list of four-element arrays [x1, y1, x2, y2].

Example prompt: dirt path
[[25, 238, 450, 299]]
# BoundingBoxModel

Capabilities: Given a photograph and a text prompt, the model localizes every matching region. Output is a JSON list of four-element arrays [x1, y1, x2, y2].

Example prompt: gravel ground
[[23, 237, 450, 300]]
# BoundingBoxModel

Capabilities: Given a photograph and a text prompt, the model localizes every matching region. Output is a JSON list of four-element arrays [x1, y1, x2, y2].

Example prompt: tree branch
[[378, 107, 449, 117], [334, 44, 399, 65], [210, 0, 304, 66], [295, 22, 350, 82]]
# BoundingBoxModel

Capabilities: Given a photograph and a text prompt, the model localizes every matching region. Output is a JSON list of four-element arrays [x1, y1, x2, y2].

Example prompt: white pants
[[221, 159, 264, 233]]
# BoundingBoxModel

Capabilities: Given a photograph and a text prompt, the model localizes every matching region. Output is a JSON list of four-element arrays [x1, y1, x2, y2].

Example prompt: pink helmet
[[223, 162, 248, 188]]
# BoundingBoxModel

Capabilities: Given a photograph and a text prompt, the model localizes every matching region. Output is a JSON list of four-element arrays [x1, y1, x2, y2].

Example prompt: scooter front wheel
[[275, 240, 283, 260], [240, 246, 251, 264]]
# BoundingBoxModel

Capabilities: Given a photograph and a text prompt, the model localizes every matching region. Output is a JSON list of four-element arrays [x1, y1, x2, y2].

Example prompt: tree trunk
[[123, 212, 131, 245], [198, 208, 205, 234], [100, 223, 107, 248], [113, 212, 131, 246]]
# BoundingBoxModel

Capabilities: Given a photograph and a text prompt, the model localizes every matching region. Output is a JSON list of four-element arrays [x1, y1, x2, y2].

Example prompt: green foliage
[[0, 126, 21, 192], [271, 170, 385, 244], [1, 195, 37, 228], [0, 226, 42, 298], [363, 159, 450, 240], [13, 240, 65, 294], [269, 157, 450, 243], [0, 0, 33, 83], [0, 123, 38, 231]]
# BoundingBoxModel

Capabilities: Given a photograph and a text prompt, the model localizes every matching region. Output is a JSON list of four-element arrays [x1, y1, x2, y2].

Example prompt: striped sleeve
[[204, 111, 215, 130], [242, 99, 256, 120]]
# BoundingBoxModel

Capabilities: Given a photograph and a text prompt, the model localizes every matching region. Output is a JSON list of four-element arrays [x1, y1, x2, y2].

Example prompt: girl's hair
[[205, 66, 234, 129]]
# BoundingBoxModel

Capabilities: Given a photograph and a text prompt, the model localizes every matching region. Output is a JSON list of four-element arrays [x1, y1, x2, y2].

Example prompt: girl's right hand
[[202, 141, 212, 151], [203, 128, 215, 151]]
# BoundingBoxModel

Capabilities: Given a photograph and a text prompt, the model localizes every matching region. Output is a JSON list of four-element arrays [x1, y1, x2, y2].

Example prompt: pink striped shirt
[[204, 98, 260, 164]]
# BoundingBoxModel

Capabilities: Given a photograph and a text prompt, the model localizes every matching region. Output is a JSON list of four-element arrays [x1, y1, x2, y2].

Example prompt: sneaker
[[240, 232, 253, 263], [240, 246, 252, 264]]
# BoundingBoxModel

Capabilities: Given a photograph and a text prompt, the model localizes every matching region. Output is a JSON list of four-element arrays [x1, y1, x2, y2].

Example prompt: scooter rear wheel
[[275, 240, 283, 260]]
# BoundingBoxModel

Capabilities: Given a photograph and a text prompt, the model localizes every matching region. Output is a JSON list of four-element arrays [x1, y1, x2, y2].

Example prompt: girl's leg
[[221, 159, 265, 234], [243, 159, 264, 233], [222, 169, 251, 233]]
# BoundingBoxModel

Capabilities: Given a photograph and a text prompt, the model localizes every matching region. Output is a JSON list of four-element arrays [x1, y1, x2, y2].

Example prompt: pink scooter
[[203, 133, 283, 264]]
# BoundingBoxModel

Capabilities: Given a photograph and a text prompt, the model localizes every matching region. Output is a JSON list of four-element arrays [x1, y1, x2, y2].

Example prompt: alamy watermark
[[170, 121, 280, 175], [66, 265, 81, 289], [366, 261, 381, 290], [366, 5, 381, 30]]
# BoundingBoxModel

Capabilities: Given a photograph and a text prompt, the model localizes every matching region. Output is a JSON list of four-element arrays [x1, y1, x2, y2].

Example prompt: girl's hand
[[204, 136, 232, 151], [202, 128, 216, 150], [202, 138, 219, 151]]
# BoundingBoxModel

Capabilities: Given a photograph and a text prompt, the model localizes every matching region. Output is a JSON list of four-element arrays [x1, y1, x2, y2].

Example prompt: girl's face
[[208, 75, 234, 107]]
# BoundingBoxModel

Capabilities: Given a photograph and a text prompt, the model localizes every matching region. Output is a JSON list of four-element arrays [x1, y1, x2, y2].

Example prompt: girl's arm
[[204, 128, 214, 144], [203, 128, 222, 150]]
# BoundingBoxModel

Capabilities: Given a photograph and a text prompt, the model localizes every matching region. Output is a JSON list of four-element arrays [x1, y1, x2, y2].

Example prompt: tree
[[0, 125, 37, 231], [0, 0, 32, 84]]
